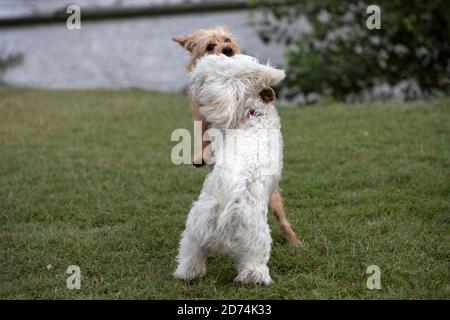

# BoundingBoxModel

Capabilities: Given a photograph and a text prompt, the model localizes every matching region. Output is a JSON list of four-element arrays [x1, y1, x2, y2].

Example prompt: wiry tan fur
[[173, 26, 299, 246], [173, 26, 241, 71]]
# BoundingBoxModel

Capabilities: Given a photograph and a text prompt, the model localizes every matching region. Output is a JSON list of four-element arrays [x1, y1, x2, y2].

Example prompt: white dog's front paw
[[235, 265, 272, 286], [173, 261, 206, 281]]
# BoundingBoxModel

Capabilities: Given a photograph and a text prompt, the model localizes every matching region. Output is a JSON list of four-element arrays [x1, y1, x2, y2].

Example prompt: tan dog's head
[[173, 26, 240, 71]]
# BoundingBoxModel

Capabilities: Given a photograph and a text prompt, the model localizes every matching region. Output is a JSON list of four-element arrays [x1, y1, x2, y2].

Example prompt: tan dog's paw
[[192, 156, 206, 167]]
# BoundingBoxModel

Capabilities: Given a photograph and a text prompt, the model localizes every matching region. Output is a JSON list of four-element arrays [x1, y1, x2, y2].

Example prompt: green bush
[[253, 0, 450, 101], [0, 53, 24, 82]]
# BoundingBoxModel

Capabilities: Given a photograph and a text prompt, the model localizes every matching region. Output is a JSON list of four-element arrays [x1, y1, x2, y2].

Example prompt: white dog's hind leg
[[233, 212, 273, 285], [174, 232, 206, 281], [174, 190, 219, 281], [235, 262, 272, 286]]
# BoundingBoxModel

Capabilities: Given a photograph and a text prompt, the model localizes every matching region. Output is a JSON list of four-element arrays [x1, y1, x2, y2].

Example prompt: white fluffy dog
[[174, 54, 286, 285]]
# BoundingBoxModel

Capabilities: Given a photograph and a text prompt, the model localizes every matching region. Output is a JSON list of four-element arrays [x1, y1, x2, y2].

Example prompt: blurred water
[[0, 11, 287, 92], [0, 0, 207, 18]]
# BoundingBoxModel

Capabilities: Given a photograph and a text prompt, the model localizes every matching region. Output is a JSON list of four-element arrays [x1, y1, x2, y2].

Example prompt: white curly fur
[[174, 54, 285, 285]]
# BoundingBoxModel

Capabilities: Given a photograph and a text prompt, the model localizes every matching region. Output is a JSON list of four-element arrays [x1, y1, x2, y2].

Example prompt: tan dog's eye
[[224, 38, 231, 43], [206, 44, 216, 51]]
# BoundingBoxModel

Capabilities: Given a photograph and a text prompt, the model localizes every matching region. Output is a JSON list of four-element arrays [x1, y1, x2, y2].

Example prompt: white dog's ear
[[190, 57, 242, 128], [191, 80, 240, 129], [257, 65, 286, 88]]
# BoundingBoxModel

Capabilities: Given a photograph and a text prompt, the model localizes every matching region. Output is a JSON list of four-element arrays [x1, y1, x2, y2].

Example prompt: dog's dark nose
[[222, 47, 234, 57]]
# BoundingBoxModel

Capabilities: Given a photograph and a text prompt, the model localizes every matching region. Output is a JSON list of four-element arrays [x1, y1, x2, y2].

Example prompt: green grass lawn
[[0, 87, 448, 299]]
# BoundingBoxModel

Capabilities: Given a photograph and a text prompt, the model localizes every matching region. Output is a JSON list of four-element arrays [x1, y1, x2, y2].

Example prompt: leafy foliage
[[0, 53, 24, 82], [253, 0, 450, 101]]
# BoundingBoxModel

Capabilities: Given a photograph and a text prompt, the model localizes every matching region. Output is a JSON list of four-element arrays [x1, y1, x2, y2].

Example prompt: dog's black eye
[[206, 43, 216, 51], [224, 38, 231, 43]]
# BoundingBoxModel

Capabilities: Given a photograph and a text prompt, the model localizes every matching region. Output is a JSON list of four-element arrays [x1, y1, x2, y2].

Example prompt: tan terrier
[[173, 26, 299, 246]]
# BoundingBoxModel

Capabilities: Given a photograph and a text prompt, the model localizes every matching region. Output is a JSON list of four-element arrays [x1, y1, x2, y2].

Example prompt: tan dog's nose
[[222, 47, 234, 57], [259, 87, 275, 103]]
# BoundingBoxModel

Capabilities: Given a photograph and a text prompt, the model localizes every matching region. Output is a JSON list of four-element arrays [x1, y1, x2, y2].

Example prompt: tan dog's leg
[[269, 187, 300, 246], [191, 95, 210, 167]]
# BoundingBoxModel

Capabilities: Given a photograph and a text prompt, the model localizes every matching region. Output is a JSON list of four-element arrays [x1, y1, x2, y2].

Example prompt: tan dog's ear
[[172, 35, 196, 53]]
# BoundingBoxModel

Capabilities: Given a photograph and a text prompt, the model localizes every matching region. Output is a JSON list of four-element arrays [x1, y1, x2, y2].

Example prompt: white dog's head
[[190, 54, 285, 129]]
